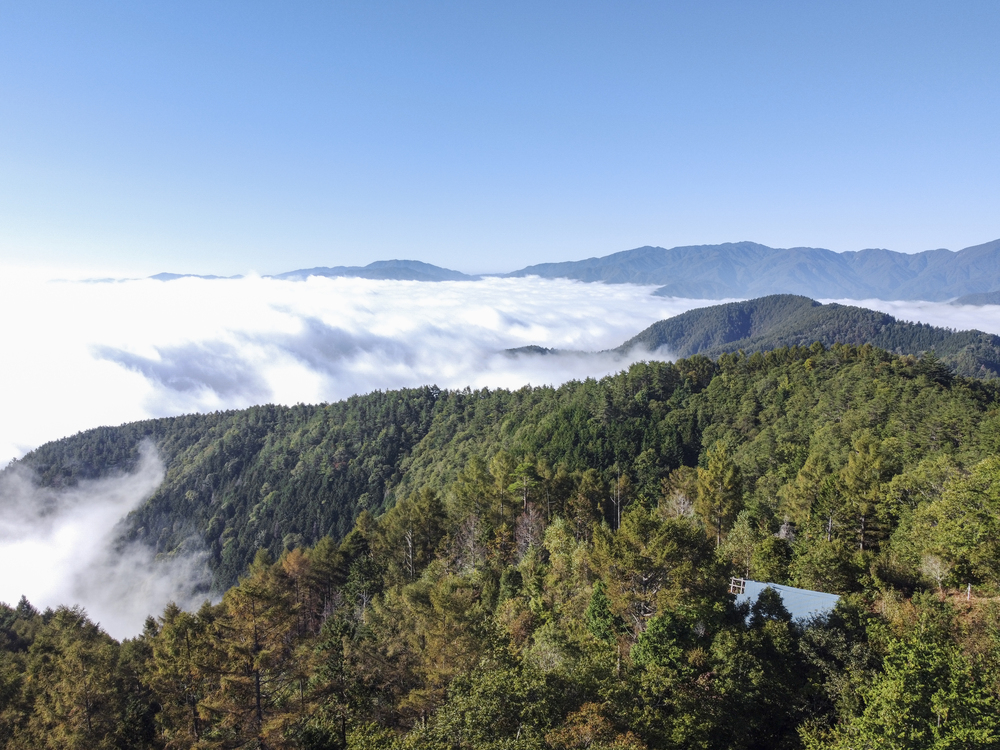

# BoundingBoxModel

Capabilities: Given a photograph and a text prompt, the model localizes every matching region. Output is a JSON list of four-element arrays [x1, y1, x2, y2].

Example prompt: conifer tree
[[696, 441, 742, 547]]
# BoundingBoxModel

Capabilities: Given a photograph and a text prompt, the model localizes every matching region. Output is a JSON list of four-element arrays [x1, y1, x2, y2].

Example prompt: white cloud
[[0, 273, 713, 636], [0, 443, 211, 639], [0, 273, 721, 463], [5, 271, 1000, 636], [820, 298, 1000, 334]]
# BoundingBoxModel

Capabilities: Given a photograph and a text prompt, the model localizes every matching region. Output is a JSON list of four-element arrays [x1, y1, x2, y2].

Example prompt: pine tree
[[695, 441, 743, 547]]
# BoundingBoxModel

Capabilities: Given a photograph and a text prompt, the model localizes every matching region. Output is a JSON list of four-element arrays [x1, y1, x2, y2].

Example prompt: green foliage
[[9, 344, 1000, 746], [16, 342, 1000, 594], [584, 581, 620, 644], [912, 455, 1000, 587], [818, 627, 1000, 749], [695, 441, 742, 547], [620, 294, 1000, 379]]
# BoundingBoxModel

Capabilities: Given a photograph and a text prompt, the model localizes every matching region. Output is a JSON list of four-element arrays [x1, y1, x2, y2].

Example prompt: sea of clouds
[[0, 273, 716, 636], [0, 274, 728, 463], [3, 271, 1000, 637]]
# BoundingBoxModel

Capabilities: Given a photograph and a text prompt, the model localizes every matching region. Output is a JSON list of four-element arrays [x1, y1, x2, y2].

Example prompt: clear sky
[[1, 1, 998, 276]]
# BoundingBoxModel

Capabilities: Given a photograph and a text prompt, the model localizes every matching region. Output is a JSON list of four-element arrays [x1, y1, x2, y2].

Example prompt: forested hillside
[[16, 342, 1000, 590], [5, 345, 1000, 748], [618, 294, 1000, 379], [19, 390, 446, 588]]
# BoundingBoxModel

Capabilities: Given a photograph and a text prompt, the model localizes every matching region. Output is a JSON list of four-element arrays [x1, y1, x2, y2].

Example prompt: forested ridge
[[7, 344, 1000, 747], [618, 294, 1000, 379]]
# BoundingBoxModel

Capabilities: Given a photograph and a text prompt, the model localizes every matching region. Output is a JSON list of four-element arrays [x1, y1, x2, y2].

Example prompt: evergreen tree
[[696, 441, 743, 547]]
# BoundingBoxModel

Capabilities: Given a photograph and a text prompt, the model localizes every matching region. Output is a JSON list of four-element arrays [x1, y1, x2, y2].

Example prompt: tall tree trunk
[[252, 598, 263, 730]]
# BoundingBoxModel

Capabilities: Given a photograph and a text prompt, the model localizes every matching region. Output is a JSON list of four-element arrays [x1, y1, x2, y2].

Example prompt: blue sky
[[1, 1, 998, 275]]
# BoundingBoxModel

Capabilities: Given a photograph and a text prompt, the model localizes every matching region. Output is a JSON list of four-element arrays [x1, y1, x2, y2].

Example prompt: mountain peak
[[271, 260, 476, 282]]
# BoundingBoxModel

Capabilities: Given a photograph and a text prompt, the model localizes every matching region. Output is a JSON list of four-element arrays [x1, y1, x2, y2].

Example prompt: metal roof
[[734, 579, 840, 622]]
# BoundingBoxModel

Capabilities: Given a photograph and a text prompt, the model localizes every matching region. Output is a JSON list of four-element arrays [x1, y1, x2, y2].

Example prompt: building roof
[[734, 579, 841, 622]]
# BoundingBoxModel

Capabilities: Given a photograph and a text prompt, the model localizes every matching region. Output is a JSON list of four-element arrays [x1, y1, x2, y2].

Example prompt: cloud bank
[[5, 270, 1000, 636], [820, 298, 1000, 334], [0, 443, 211, 639], [0, 274, 726, 463]]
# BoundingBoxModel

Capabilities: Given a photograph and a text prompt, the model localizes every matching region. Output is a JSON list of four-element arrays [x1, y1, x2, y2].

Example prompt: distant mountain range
[[614, 294, 1000, 379], [506, 239, 1000, 301], [270, 259, 477, 282], [150, 272, 243, 281], [147, 238, 1000, 301]]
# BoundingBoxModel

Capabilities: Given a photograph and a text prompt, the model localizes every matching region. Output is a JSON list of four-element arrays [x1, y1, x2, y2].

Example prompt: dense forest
[[618, 294, 1000, 379], [6, 343, 1000, 747]]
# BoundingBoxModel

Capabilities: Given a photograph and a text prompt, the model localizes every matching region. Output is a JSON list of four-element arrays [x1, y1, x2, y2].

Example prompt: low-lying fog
[[3, 271, 1000, 637], [0, 274, 725, 462], [0, 444, 211, 639]]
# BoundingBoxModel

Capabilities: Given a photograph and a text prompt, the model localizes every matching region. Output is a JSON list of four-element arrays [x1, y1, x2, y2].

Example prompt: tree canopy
[[5, 343, 1000, 746]]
